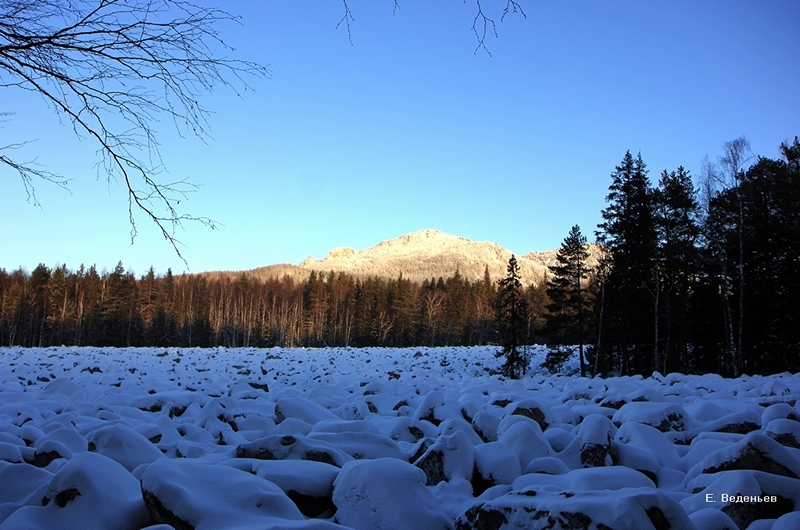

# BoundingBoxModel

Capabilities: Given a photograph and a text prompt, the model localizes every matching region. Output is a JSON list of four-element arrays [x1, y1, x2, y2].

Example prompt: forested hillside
[[2, 138, 797, 376]]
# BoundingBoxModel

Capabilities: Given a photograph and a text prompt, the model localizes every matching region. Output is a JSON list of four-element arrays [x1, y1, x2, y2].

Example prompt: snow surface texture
[[1, 345, 800, 529]]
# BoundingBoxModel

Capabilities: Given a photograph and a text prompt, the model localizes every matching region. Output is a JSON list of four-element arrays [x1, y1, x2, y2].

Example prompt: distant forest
[[2, 138, 798, 377]]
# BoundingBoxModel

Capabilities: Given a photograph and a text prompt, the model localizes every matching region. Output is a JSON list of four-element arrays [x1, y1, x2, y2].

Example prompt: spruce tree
[[27, 264, 51, 347], [596, 151, 658, 375], [102, 262, 137, 346], [546, 225, 592, 376], [653, 167, 699, 372], [495, 255, 530, 378]]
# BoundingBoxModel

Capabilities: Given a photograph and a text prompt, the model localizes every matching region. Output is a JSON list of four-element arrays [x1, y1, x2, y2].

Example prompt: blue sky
[[2, 1, 798, 276]]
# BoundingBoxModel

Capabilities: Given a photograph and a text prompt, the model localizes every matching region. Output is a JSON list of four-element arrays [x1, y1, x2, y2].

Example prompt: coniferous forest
[[2, 138, 798, 377]]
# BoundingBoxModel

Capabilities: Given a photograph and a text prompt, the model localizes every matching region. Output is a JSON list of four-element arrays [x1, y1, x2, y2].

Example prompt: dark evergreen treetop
[[597, 151, 656, 267]]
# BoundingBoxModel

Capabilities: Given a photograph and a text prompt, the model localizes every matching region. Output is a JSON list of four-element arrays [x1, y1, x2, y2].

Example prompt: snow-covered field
[[1, 346, 800, 530]]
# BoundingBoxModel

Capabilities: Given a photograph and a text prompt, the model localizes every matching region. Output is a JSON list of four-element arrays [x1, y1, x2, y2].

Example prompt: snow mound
[[0, 452, 149, 530], [2, 345, 800, 529], [333, 458, 452, 530], [141, 457, 342, 529], [456, 487, 694, 530]]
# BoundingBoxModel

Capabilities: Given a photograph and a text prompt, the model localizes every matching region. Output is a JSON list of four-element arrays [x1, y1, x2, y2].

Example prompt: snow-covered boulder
[[30, 439, 73, 468], [141, 457, 341, 530], [220, 458, 339, 517], [414, 390, 463, 426], [774, 511, 800, 530], [87, 423, 165, 472], [0, 452, 149, 530], [502, 399, 554, 431], [684, 433, 800, 483], [34, 427, 88, 455], [472, 441, 521, 494], [682, 470, 799, 529], [455, 487, 694, 530], [414, 430, 475, 485], [386, 416, 437, 443], [614, 421, 681, 469], [274, 397, 340, 425], [471, 411, 501, 443], [235, 434, 353, 467], [438, 417, 485, 446], [612, 402, 691, 433], [333, 458, 452, 530], [497, 420, 551, 471], [512, 466, 656, 493], [307, 430, 406, 460], [523, 457, 571, 476], [559, 414, 615, 469], [0, 461, 53, 523], [688, 508, 738, 530], [765, 418, 800, 449]]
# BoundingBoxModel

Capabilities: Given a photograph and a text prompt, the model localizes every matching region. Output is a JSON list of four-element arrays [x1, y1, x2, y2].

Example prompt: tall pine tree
[[596, 151, 658, 375], [653, 167, 700, 372], [546, 225, 593, 376], [495, 255, 530, 378]]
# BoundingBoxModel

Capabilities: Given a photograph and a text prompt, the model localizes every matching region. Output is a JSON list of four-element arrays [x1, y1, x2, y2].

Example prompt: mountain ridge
[[207, 229, 600, 285]]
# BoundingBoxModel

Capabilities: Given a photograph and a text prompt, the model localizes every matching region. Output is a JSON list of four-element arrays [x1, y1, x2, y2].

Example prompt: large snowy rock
[[332, 458, 452, 530], [0, 452, 149, 530], [0, 462, 53, 523], [236, 434, 353, 467], [220, 458, 340, 517], [497, 420, 551, 471], [683, 433, 800, 484], [307, 430, 406, 460], [472, 441, 522, 494], [414, 430, 475, 485], [512, 466, 656, 493], [141, 457, 342, 530], [455, 487, 694, 530], [558, 414, 615, 469], [471, 411, 501, 443], [688, 508, 739, 530], [34, 427, 88, 455], [502, 399, 555, 432], [87, 423, 165, 472], [275, 397, 340, 425], [612, 402, 691, 433], [386, 416, 438, 443], [413, 390, 463, 426], [683, 469, 800, 527], [774, 511, 800, 530], [765, 418, 800, 449], [614, 421, 681, 469]]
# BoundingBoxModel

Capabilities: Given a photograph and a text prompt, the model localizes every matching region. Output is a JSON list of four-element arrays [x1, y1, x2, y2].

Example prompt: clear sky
[[2, 1, 798, 276]]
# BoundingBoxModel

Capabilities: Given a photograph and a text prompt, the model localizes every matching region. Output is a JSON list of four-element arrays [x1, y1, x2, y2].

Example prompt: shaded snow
[[1, 345, 800, 528]]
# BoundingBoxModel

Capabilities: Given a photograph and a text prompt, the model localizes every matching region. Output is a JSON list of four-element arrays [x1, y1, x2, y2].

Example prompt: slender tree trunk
[[652, 266, 660, 374], [594, 277, 605, 376], [736, 196, 745, 376], [577, 265, 586, 377]]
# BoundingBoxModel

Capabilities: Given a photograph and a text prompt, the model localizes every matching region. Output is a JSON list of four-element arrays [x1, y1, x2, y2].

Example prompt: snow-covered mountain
[[228, 229, 601, 284]]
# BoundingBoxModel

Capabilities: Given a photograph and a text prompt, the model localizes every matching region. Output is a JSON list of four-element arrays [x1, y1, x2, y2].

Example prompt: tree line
[[0, 261, 550, 352], [2, 136, 798, 377], [553, 137, 800, 377]]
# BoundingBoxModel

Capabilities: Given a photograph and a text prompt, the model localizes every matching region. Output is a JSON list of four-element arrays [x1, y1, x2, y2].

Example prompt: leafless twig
[[338, 0, 526, 54], [0, 0, 269, 263], [472, 0, 526, 56]]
